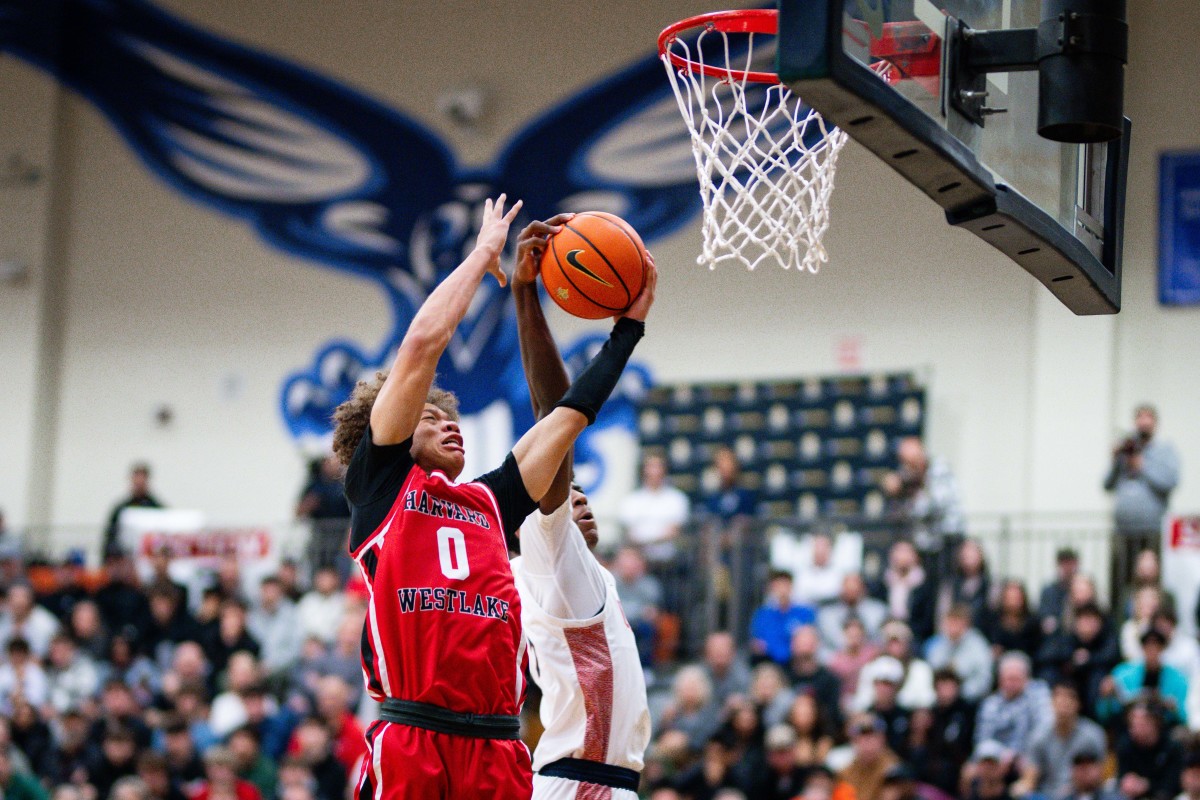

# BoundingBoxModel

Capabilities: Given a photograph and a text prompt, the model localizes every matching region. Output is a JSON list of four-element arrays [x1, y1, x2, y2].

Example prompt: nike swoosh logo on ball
[[565, 249, 614, 287]]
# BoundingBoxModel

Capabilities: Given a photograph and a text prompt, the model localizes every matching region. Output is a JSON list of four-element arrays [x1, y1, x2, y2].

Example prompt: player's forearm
[[513, 282, 570, 419], [405, 246, 497, 353], [513, 407, 589, 502]]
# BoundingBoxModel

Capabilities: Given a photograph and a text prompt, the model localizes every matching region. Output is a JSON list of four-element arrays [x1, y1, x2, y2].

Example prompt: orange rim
[[658, 9, 781, 85]]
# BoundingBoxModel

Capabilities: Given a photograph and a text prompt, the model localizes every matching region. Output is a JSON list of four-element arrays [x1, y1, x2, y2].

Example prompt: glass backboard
[[777, 0, 1129, 314]]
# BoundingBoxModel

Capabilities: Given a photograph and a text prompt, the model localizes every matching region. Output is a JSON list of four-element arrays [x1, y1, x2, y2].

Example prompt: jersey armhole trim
[[349, 466, 418, 560]]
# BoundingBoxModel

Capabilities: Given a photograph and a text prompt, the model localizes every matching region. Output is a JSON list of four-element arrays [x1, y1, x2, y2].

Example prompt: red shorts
[[356, 720, 532, 800]]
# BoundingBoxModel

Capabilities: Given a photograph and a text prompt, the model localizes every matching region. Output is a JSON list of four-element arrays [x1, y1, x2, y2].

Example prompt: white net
[[661, 22, 848, 273]]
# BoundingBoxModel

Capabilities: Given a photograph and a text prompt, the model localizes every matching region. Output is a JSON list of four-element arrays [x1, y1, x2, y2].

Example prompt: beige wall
[[0, 0, 1196, 534]]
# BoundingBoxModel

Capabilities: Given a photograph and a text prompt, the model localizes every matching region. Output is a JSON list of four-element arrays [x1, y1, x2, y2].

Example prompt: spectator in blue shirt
[[750, 571, 816, 667], [704, 446, 758, 522]]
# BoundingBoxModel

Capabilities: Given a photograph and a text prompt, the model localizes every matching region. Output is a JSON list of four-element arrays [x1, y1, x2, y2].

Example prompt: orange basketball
[[539, 211, 648, 319]]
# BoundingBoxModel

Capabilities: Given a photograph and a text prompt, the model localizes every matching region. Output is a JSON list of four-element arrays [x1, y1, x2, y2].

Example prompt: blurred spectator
[[289, 717, 348, 800], [1038, 548, 1081, 638], [68, 599, 109, 662], [295, 567, 346, 647], [9, 700, 53, 777], [1126, 550, 1173, 620], [210, 652, 264, 737], [1015, 681, 1107, 798], [229, 725, 276, 800], [704, 446, 758, 523], [749, 662, 795, 728], [159, 642, 212, 705], [620, 454, 690, 566], [101, 632, 161, 706], [854, 621, 935, 712], [113, 776, 150, 800], [612, 545, 663, 666], [203, 600, 260, 678], [828, 617, 881, 715], [880, 437, 963, 559], [92, 725, 140, 799], [276, 757, 319, 800], [911, 668, 976, 796], [0, 583, 61, 657], [1061, 746, 1125, 800], [0, 715, 33, 775], [703, 632, 752, 706], [658, 665, 723, 753], [792, 533, 846, 607], [986, 579, 1042, 661], [1116, 702, 1182, 800], [940, 539, 992, 630], [241, 681, 297, 761], [104, 462, 164, 557], [1122, 587, 1165, 661], [839, 713, 901, 800], [296, 454, 349, 521], [47, 707, 99, 787], [672, 734, 740, 799], [45, 631, 100, 713], [193, 745, 262, 800], [137, 751, 187, 800], [759, 724, 811, 800], [96, 679, 152, 747], [715, 698, 767, 793], [750, 571, 816, 667], [1151, 609, 1200, 713], [172, 683, 219, 754], [923, 604, 994, 702], [873, 541, 936, 644], [95, 554, 151, 647], [962, 740, 1016, 800], [788, 692, 836, 770], [1099, 629, 1189, 727], [819, 573, 888, 652], [1180, 751, 1200, 800], [147, 548, 188, 602], [787, 625, 843, 727], [866, 656, 913, 757], [0, 746, 48, 800], [276, 560, 305, 603], [247, 576, 303, 676], [308, 617, 365, 708], [311, 675, 366, 774], [1105, 405, 1180, 590], [1037, 601, 1120, 712], [0, 638, 46, 714], [211, 556, 249, 606], [974, 652, 1051, 751], [41, 551, 89, 623], [161, 714, 206, 790]]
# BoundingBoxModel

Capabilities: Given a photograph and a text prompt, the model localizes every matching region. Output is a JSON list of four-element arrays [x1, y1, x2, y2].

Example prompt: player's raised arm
[[511, 260, 657, 503], [370, 195, 522, 445], [512, 214, 576, 512]]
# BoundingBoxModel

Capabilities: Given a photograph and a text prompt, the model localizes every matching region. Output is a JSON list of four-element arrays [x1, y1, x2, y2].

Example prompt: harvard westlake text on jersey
[[397, 587, 511, 621], [403, 489, 492, 528]]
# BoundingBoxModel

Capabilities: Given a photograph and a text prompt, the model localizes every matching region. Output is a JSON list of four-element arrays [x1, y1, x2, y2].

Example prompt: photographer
[[881, 437, 964, 582], [1104, 405, 1180, 600]]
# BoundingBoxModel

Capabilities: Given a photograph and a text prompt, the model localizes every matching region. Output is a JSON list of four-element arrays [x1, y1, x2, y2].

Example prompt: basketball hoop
[[659, 9, 848, 274]]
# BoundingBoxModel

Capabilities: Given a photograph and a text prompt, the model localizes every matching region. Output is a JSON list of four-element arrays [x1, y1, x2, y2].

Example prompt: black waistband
[[539, 758, 640, 792], [378, 699, 520, 740]]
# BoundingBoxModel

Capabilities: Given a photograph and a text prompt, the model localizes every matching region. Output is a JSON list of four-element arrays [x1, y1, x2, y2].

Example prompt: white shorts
[[532, 773, 639, 800]]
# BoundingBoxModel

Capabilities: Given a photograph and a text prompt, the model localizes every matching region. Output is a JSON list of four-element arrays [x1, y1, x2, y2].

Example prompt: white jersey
[[511, 506, 651, 776]]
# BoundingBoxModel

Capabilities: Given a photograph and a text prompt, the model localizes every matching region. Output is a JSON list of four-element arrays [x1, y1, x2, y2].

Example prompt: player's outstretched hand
[[513, 213, 575, 287], [621, 251, 657, 323], [474, 194, 524, 287]]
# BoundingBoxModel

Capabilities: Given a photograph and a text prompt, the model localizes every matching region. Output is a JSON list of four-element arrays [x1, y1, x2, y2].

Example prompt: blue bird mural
[[0, 0, 796, 491]]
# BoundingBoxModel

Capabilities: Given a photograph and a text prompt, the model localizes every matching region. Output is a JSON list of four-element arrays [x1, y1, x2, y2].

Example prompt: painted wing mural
[[0, 0, 721, 490]]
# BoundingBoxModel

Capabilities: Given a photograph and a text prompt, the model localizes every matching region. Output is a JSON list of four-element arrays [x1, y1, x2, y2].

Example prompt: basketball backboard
[[776, 0, 1130, 314]]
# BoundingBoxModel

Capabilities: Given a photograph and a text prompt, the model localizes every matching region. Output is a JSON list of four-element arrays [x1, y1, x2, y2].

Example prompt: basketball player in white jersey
[[510, 215, 652, 799]]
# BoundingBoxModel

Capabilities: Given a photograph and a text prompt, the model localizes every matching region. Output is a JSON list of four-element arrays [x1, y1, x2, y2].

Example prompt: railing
[[7, 510, 1122, 660]]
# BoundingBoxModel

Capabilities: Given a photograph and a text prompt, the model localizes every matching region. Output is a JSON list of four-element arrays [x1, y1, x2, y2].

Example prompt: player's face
[[410, 404, 465, 479], [570, 487, 599, 550]]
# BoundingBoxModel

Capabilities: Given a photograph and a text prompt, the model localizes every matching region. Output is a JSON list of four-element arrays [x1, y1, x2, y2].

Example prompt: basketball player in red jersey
[[331, 195, 656, 800], [510, 217, 652, 800]]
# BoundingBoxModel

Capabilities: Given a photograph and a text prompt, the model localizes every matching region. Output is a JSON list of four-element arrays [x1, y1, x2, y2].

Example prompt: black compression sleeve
[[554, 317, 644, 425]]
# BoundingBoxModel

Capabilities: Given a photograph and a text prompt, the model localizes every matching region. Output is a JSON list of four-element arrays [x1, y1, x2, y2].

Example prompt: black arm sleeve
[[344, 425, 417, 552], [475, 453, 538, 551], [554, 317, 644, 424]]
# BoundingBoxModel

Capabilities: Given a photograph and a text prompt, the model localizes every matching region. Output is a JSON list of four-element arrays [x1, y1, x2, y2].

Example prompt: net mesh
[[661, 22, 848, 273]]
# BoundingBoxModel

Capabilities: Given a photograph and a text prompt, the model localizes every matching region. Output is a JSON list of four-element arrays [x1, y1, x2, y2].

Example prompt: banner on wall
[[1159, 151, 1200, 306], [1163, 515, 1200, 637], [119, 508, 279, 607]]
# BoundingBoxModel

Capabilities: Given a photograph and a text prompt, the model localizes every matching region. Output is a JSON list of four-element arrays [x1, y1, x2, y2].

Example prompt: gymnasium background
[[1, 0, 1197, 556]]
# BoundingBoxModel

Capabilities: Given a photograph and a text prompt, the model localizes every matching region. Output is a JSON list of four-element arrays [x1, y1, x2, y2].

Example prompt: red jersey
[[345, 427, 536, 717]]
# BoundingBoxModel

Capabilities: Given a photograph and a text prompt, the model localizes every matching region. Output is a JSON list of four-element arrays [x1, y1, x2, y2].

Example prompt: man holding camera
[[1104, 404, 1180, 598]]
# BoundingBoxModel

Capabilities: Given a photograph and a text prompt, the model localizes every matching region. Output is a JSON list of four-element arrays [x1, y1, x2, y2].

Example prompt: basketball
[[539, 211, 648, 319]]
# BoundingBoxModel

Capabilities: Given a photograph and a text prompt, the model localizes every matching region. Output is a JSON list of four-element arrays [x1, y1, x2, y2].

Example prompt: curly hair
[[331, 372, 459, 466]]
